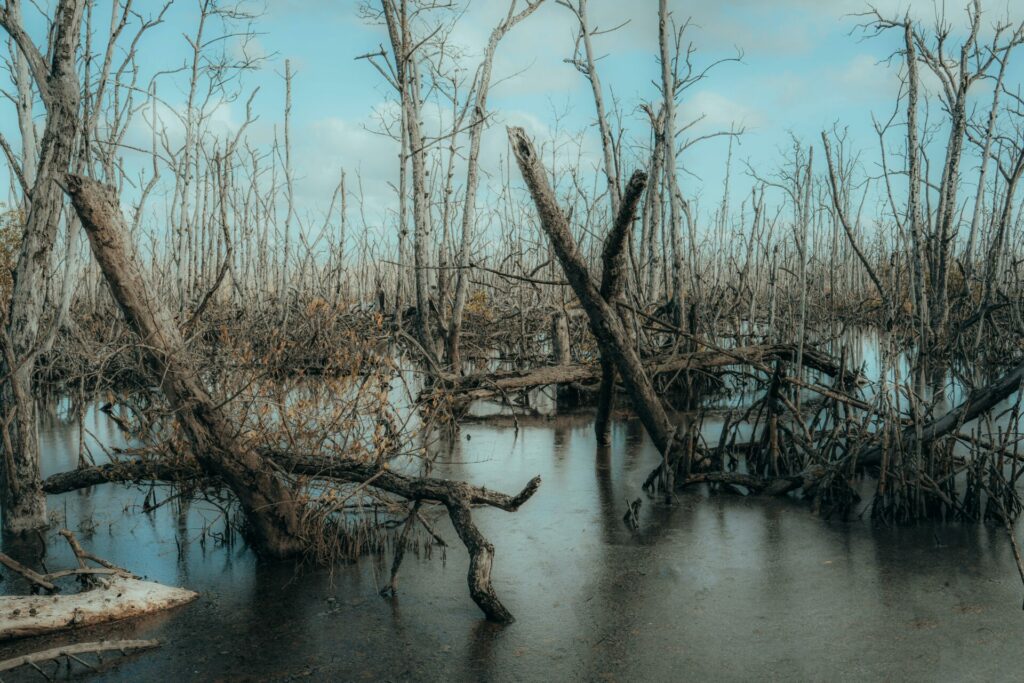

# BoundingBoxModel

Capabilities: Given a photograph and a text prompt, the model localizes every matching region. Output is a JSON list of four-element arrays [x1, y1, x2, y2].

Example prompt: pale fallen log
[[0, 577, 197, 641], [0, 638, 159, 672]]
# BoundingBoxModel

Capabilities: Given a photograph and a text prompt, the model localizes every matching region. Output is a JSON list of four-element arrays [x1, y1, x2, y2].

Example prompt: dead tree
[[508, 126, 685, 494], [380, 0, 439, 365], [560, 0, 622, 217], [864, 4, 1024, 350], [41, 447, 542, 623], [858, 356, 1024, 469], [446, 0, 544, 374], [658, 0, 685, 321], [64, 175, 543, 620], [595, 173, 653, 444], [64, 174, 309, 558], [0, 0, 85, 532]]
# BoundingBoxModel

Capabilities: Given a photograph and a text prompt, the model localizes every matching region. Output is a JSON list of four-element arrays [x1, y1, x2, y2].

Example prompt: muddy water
[[2, 406, 1024, 681]]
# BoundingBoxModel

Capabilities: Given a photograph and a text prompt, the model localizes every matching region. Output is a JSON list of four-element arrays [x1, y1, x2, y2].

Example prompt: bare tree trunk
[[975, 148, 1024, 346], [904, 23, 931, 357], [659, 0, 684, 323], [930, 88, 968, 344], [509, 126, 684, 488], [280, 59, 295, 304], [963, 51, 1010, 281], [566, 0, 621, 218], [0, 0, 85, 532], [12, 47, 36, 192], [65, 175, 307, 558], [381, 0, 438, 364], [595, 173, 646, 444], [550, 310, 571, 365], [641, 107, 665, 302], [447, 0, 543, 374]]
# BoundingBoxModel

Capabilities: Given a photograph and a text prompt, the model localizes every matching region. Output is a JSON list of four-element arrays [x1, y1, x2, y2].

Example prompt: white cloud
[[683, 90, 765, 134]]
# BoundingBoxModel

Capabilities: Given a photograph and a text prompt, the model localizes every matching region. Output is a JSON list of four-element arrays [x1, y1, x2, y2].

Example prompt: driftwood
[[0, 577, 197, 641], [0, 552, 57, 592], [430, 342, 855, 404], [0, 529, 193, 642], [0, 639, 159, 673]]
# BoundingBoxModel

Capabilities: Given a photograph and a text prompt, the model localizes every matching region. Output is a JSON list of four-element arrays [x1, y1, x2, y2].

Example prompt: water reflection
[[0, 406, 1023, 681]]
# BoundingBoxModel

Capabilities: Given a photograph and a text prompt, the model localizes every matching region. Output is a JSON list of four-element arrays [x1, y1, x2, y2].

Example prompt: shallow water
[[1, 406, 1024, 681]]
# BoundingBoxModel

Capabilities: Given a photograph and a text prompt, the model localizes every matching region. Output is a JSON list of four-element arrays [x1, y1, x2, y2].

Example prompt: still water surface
[[0, 402, 1022, 681]]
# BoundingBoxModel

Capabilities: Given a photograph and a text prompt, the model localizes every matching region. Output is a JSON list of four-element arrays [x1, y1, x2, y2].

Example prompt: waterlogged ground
[[0, 405, 1023, 681]]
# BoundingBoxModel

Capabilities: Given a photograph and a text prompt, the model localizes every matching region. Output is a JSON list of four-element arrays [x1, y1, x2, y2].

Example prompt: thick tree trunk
[[64, 175, 308, 559], [0, 0, 85, 533]]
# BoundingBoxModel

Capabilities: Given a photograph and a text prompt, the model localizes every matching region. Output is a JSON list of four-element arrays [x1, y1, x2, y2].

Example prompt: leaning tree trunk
[[508, 126, 686, 493], [595, 173, 648, 445], [0, 0, 85, 533], [64, 175, 307, 559]]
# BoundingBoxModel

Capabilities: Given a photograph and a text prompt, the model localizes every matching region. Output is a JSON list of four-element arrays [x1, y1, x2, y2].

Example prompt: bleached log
[[0, 577, 197, 641]]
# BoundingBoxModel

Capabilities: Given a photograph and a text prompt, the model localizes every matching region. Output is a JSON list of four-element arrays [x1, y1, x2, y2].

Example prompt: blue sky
[[4, 0, 1024, 230]]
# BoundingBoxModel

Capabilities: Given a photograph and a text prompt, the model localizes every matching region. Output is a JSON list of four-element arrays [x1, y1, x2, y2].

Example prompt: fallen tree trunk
[[42, 459, 204, 495], [43, 453, 541, 511], [65, 174, 308, 559], [0, 577, 197, 641], [858, 359, 1024, 468], [429, 343, 854, 404], [40, 454, 541, 623]]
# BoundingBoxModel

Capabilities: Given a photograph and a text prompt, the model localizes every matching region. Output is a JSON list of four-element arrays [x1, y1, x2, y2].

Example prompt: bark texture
[[0, 0, 85, 533], [64, 174, 308, 559]]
